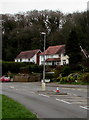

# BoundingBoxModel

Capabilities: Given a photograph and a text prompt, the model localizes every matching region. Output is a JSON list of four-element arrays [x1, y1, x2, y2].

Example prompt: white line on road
[[9, 86, 14, 89], [56, 98, 71, 104], [80, 106, 89, 110], [39, 94, 50, 98], [67, 93, 71, 95], [73, 94, 77, 96], [30, 91, 35, 94]]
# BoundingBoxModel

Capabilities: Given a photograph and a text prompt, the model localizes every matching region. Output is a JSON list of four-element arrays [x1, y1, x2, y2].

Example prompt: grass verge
[[2, 94, 38, 119], [0, 94, 2, 119]]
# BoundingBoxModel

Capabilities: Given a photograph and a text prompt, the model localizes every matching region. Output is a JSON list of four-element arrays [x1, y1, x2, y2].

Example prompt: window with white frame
[[63, 60, 66, 65], [56, 62, 60, 65]]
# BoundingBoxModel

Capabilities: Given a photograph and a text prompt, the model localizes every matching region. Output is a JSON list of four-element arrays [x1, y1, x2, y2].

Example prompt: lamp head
[[41, 32, 46, 35]]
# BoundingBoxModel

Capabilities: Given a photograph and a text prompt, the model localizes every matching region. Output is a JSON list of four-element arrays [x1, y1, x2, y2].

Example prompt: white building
[[15, 49, 41, 65], [39, 45, 69, 66]]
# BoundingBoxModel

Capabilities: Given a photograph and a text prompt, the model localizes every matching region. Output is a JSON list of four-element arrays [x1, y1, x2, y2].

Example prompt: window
[[32, 60, 34, 62], [51, 55, 53, 58], [41, 61, 44, 65], [19, 59, 21, 62], [63, 60, 66, 65], [56, 62, 60, 65]]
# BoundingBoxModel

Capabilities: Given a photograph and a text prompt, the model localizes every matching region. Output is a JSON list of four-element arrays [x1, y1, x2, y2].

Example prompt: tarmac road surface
[[1, 82, 88, 119]]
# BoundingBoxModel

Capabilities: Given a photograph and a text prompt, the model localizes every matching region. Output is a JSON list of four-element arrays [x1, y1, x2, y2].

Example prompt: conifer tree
[[66, 30, 82, 65]]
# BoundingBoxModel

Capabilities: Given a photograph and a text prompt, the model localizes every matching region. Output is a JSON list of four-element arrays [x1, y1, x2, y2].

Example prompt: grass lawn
[[2, 94, 38, 119]]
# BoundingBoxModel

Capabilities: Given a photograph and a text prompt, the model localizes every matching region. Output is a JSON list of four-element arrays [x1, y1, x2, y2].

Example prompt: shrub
[[45, 73, 54, 80], [78, 73, 89, 83], [57, 76, 62, 81], [56, 76, 62, 82], [20, 66, 29, 74], [54, 70, 60, 78], [28, 64, 43, 73], [2, 61, 27, 74], [61, 66, 71, 77], [45, 65, 53, 72], [54, 66, 63, 78], [60, 77, 68, 83], [2, 61, 43, 75], [56, 66, 63, 71], [67, 76, 75, 83]]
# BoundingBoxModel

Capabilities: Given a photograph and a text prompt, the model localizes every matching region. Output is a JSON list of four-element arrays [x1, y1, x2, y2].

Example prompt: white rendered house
[[39, 45, 69, 66], [15, 49, 41, 65]]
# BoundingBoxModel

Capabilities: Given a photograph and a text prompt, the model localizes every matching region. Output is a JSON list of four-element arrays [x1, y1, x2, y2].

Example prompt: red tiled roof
[[46, 58, 60, 62], [15, 49, 40, 59], [40, 45, 65, 55]]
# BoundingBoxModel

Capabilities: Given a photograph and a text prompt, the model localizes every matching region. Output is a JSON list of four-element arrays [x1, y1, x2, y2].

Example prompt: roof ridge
[[49, 44, 65, 48], [21, 49, 40, 53]]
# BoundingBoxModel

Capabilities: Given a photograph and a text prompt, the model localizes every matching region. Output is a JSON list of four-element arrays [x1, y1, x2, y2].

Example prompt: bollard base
[[42, 82, 46, 91]]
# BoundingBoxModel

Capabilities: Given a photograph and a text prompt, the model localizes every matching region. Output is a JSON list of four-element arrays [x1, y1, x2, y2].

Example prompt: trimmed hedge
[[2, 61, 43, 75], [2, 61, 27, 74]]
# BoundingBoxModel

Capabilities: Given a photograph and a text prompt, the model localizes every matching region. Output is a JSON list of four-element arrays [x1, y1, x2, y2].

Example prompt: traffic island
[[37, 90, 67, 95]]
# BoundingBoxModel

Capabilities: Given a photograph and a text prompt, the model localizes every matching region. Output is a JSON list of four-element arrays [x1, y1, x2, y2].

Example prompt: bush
[[45, 73, 54, 80], [67, 76, 75, 83], [60, 77, 67, 84], [54, 70, 60, 78], [28, 64, 43, 73], [2, 61, 43, 75], [61, 66, 71, 77], [54, 66, 63, 78], [45, 65, 53, 72], [78, 73, 89, 83], [2, 61, 27, 75], [20, 66, 29, 74], [67, 73, 81, 83]]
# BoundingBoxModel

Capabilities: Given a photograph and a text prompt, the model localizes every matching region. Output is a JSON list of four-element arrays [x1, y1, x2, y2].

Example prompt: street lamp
[[41, 32, 46, 91]]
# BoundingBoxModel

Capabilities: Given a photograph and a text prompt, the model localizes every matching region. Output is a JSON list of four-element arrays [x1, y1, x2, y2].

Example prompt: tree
[[2, 10, 88, 61], [66, 30, 82, 65]]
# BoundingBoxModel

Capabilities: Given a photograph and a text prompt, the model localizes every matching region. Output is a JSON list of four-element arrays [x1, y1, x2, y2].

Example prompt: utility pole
[[41, 32, 46, 91]]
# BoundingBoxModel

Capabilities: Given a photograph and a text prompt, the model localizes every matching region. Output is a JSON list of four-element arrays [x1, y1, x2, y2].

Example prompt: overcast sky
[[0, 0, 88, 14]]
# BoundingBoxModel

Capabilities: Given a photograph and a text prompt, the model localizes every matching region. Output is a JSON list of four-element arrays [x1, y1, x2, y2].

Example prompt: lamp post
[[41, 32, 46, 91]]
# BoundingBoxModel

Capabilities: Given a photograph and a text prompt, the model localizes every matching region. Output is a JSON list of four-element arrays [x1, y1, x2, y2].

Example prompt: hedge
[[2, 61, 43, 75]]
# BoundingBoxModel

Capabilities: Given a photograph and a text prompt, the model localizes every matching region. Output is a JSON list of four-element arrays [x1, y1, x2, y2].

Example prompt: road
[[1, 82, 88, 119]]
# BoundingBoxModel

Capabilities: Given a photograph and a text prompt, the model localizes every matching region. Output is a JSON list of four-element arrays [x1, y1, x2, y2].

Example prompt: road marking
[[30, 91, 35, 94], [9, 86, 14, 89], [73, 94, 77, 96], [71, 102, 84, 104], [67, 93, 71, 95], [56, 98, 71, 104], [39, 94, 50, 98], [80, 106, 89, 110]]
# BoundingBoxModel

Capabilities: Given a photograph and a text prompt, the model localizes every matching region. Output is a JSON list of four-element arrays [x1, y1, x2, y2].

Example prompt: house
[[39, 45, 69, 66], [15, 49, 41, 65]]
